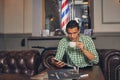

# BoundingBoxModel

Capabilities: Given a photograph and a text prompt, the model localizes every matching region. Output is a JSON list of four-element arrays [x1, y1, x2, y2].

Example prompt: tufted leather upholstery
[[97, 49, 120, 80], [40, 48, 120, 80], [0, 50, 41, 76], [40, 49, 57, 70]]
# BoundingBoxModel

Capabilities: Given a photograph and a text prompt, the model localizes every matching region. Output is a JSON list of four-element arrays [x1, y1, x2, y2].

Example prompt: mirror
[[44, 0, 91, 36], [45, 0, 60, 32]]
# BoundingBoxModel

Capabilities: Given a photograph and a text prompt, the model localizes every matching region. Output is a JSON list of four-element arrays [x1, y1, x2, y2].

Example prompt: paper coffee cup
[[69, 42, 76, 48]]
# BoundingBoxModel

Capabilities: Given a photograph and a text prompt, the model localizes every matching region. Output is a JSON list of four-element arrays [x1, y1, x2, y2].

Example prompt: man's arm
[[76, 36, 99, 64], [76, 42, 94, 61], [51, 38, 67, 68]]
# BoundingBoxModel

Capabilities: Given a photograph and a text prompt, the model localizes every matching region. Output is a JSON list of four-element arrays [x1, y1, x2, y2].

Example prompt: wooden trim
[[42, 0, 45, 30], [88, 0, 94, 29], [0, 33, 31, 38], [93, 32, 120, 37], [27, 36, 63, 41]]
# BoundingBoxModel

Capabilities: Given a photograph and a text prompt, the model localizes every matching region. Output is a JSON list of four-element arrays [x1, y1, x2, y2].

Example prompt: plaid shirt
[[55, 34, 99, 68]]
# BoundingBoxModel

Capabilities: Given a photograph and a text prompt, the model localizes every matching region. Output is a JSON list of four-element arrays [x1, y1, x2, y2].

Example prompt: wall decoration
[[114, 0, 120, 5], [102, 0, 120, 24]]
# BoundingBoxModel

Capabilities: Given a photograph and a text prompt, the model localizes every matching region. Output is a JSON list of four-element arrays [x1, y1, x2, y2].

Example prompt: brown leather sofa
[[40, 48, 120, 80], [0, 50, 41, 77], [97, 49, 120, 80]]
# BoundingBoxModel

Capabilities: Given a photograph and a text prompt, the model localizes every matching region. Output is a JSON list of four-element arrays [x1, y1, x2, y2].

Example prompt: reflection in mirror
[[45, 0, 60, 32], [44, 0, 91, 36]]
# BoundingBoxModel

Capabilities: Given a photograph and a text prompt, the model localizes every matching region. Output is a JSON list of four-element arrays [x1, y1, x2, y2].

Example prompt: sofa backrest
[[0, 50, 41, 76]]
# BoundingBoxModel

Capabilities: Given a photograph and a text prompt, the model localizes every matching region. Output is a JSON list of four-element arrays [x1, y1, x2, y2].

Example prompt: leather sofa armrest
[[97, 49, 120, 80], [40, 49, 58, 70]]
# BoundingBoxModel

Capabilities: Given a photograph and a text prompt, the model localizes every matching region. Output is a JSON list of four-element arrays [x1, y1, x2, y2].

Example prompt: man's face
[[67, 27, 80, 42]]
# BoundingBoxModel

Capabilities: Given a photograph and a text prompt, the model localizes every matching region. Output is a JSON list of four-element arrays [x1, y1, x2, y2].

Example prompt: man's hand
[[51, 58, 66, 68], [76, 41, 84, 50]]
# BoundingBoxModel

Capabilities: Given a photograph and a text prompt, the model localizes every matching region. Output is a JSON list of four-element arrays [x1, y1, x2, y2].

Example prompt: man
[[52, 20, 99, 68]]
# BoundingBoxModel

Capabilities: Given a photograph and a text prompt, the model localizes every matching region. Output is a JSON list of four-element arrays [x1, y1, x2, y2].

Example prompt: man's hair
[[66, 20, 80, 32]]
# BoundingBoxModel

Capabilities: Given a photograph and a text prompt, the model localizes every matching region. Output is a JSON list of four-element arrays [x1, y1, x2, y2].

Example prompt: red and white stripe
[[61, 0, 69, 31]]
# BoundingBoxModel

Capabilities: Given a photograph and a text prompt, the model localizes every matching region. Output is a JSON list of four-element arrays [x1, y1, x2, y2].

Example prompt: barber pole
[[61, 0, 69, 33]]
